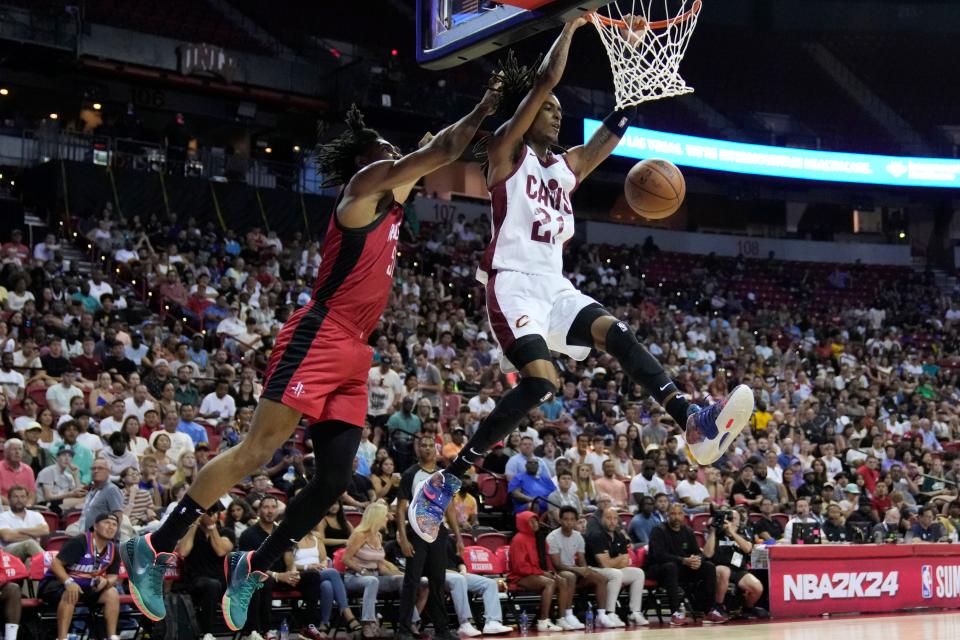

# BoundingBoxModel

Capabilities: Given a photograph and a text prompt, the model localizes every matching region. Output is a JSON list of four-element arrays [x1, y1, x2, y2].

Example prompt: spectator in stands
[[158, 410, 193, 463], [290, 521, 360, 639], [507, 510, 575, 632], [21, 421, 53, 476], [628, 495, 658, 544], [783, 497, 822, 543], [199, 379, 236, 421], [120, 466, 158, 527], [0, 575, 19, 640], [508, 458, 556, 514], [238, 495, 300, 637], [547, 469, 583, 524], [646, 503, 725, 626], [822, 502, 856, 543], [910, 506, 948, 543], [0, 353, 24, 402], [565, 433, 602, 474], [0, 440, 35, 506], [676, 466, 712, 514], [37, 446, 86, 511], [178, 501, 235, 637], [505, 435, 551, 481], [176, 403, 208, 446], [40, 339, 72, 379], [173, 365, 200, 407], [98, 400, 126, 439], [40, 512, 121, 640], [595, 459, 629, 510], [100, 432, 138, 479], [342, 501, 404, 639], [78, 459, 124, 532], [872, 507, 904, 544], [547, 506, 611, 627], [731, 464, 763, 511], [629, 459, 666, 507], [52, 421, 93, 484], [103, 340, 136, 378], [752, 498, 784, 542], [143, 358, 172, 400], [122, 384, 155, 423], [343, 456, 376, 510], [0, 485, 48, 561], [704, 509, 766, 618], [434, 532, 510, 637], [71, 337, 101, 383], [586, 506, 649, 626]]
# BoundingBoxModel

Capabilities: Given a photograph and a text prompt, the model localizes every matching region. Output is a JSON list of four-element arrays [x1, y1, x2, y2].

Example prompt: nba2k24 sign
[[783, 572, 899, 601], [768, 545, 960, 618]]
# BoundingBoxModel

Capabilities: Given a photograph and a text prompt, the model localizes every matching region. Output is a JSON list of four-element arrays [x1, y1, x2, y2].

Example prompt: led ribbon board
[[584, 119, 960, 188]]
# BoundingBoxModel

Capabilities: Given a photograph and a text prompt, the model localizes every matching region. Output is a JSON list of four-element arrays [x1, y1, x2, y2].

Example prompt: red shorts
[[262, 302, 373, 425]]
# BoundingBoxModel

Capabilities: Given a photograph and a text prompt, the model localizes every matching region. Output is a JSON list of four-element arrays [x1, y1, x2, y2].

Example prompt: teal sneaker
[[120, 534, 173, 622], [222, 551, 267, 631], [408, 470, 462, 543]]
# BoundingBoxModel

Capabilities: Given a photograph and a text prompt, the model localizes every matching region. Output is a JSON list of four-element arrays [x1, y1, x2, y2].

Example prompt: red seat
[[460, 532, 474, 547], [44, 534, 72, 552], [689, 513, 712, 532], [694, 531, 705, 548], [34, 510, 60, 534], [475, 531, 511, 553], [772, 513, 789, 529], [619, 512, 633, 528], [62, 511, 82, 529], [29, 551, 59, 580], [345, 511, 362, 528], [476, 474, 509, 510]]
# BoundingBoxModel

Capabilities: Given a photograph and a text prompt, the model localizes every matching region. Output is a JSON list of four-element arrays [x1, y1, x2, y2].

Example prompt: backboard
[[416, 0, 609, 70]]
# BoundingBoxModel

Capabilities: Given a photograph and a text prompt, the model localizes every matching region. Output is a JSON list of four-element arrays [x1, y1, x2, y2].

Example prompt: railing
[[0, 127, 324, 193]]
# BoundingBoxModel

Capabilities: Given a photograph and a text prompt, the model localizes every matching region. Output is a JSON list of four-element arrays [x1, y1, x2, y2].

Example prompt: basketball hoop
[[590, 0, 702, 109]]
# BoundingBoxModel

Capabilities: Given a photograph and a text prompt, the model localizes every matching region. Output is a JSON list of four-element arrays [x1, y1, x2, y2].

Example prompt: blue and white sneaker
[[684, 384, 754, 465], [408, 470, 462, 543]]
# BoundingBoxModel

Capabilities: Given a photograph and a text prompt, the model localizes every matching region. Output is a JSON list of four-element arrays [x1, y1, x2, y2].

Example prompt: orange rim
[[594, 0, 702, 30]]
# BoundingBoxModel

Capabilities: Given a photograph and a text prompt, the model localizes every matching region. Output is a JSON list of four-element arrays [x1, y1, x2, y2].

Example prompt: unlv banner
[[768, 544, 960, 617]]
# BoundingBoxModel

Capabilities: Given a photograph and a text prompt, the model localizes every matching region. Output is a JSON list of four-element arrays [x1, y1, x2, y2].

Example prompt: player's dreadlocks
[[473, 49, 543, 168], [314, 104, 382, 188]]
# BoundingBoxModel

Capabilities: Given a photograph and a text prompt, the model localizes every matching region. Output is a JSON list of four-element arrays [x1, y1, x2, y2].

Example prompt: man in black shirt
[[396, 435, 460, 640], [703, 509, 766, 618], [40, 339, 72, 379], [646, 503, 726, 626], [752, 498, 784, 542], [342, 456, 375, 510], [822, 503, 856, 543], [237, 496, 300, 637], [178, 503, 235, 635], [102, 340, 137, 378], [730, 464, 763, 511]]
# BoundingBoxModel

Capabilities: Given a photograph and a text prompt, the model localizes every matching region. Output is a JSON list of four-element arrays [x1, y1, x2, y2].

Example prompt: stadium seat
[[689, 513, 712, 532], [345, 511, 363, 528], [462, 545, 505, 575], [62, 511, 83, 530], [476, 474, 509, 511], [772, 513, 790, 529], [44, 534, 72, 552], [34, 509, 60, 534], [475, 531, 511, 553]]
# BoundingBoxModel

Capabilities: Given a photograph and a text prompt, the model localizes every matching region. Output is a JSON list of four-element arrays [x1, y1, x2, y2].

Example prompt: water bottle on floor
[[280, 617, 289, 640], [519, 610, 529, 636], [585, 604, 594, 632]]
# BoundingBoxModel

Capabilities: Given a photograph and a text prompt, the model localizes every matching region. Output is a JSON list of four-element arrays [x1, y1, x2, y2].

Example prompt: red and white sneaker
[[702, 608, 729, 625]]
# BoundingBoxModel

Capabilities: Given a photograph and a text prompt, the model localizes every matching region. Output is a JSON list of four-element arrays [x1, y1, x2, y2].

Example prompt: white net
[[590, 0, 702, 109]]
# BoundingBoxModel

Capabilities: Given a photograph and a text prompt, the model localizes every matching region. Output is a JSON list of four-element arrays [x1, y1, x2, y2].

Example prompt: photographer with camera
[[703, 509, 767, 619]]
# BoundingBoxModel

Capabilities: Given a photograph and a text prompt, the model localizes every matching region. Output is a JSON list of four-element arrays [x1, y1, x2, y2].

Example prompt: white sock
[[597, 609, 606, 617], [5, 625, 16, 640], [565, 609, 573, 618]]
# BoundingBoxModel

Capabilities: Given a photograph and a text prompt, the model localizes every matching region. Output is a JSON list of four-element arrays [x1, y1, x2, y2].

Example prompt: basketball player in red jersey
[[410, 16, 753, 589], [122, 86, 501, 632]]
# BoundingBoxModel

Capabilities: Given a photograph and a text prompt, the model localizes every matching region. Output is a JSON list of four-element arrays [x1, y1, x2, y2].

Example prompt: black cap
[[95, 512, 119, 525], [381, 355, 392, 365]]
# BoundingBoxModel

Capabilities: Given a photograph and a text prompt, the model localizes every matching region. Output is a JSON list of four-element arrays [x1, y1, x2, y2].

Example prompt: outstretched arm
[[565, 16, 646, 181], [486, 16, 589, 180], [338, 78, 501, 227]]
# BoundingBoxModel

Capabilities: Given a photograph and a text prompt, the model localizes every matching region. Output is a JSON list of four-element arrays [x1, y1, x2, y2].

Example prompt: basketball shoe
[[222, 551, 268, 631], [408, 470, 462, 543], [684, 384, 754, 465], [120, 534, 175, 621]]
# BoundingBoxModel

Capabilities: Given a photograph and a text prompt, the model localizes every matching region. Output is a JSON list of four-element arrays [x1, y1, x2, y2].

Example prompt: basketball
[[624, 158, 686, 220]]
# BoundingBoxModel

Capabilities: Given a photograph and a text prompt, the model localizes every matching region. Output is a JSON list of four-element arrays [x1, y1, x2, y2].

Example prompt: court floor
[[530, 611, 960, 640]]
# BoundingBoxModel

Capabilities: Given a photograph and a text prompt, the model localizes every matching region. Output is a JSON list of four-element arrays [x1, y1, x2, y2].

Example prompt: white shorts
[[485, 270, 601, 372]]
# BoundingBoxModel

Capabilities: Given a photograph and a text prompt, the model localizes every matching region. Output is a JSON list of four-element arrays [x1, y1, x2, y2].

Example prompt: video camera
[[711, 509, 732, 531]]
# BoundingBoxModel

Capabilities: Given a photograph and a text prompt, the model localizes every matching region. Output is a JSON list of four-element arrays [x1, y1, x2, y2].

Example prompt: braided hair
[[473, 49, 543, 168], [314, 104, 382, 188]]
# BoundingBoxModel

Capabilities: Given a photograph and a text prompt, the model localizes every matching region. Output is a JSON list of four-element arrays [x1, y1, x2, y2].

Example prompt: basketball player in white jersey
[[409, 14, 753, 554]]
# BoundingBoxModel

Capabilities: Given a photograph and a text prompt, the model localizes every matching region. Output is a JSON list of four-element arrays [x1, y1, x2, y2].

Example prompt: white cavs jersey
[[477, 145, 577, 283]]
